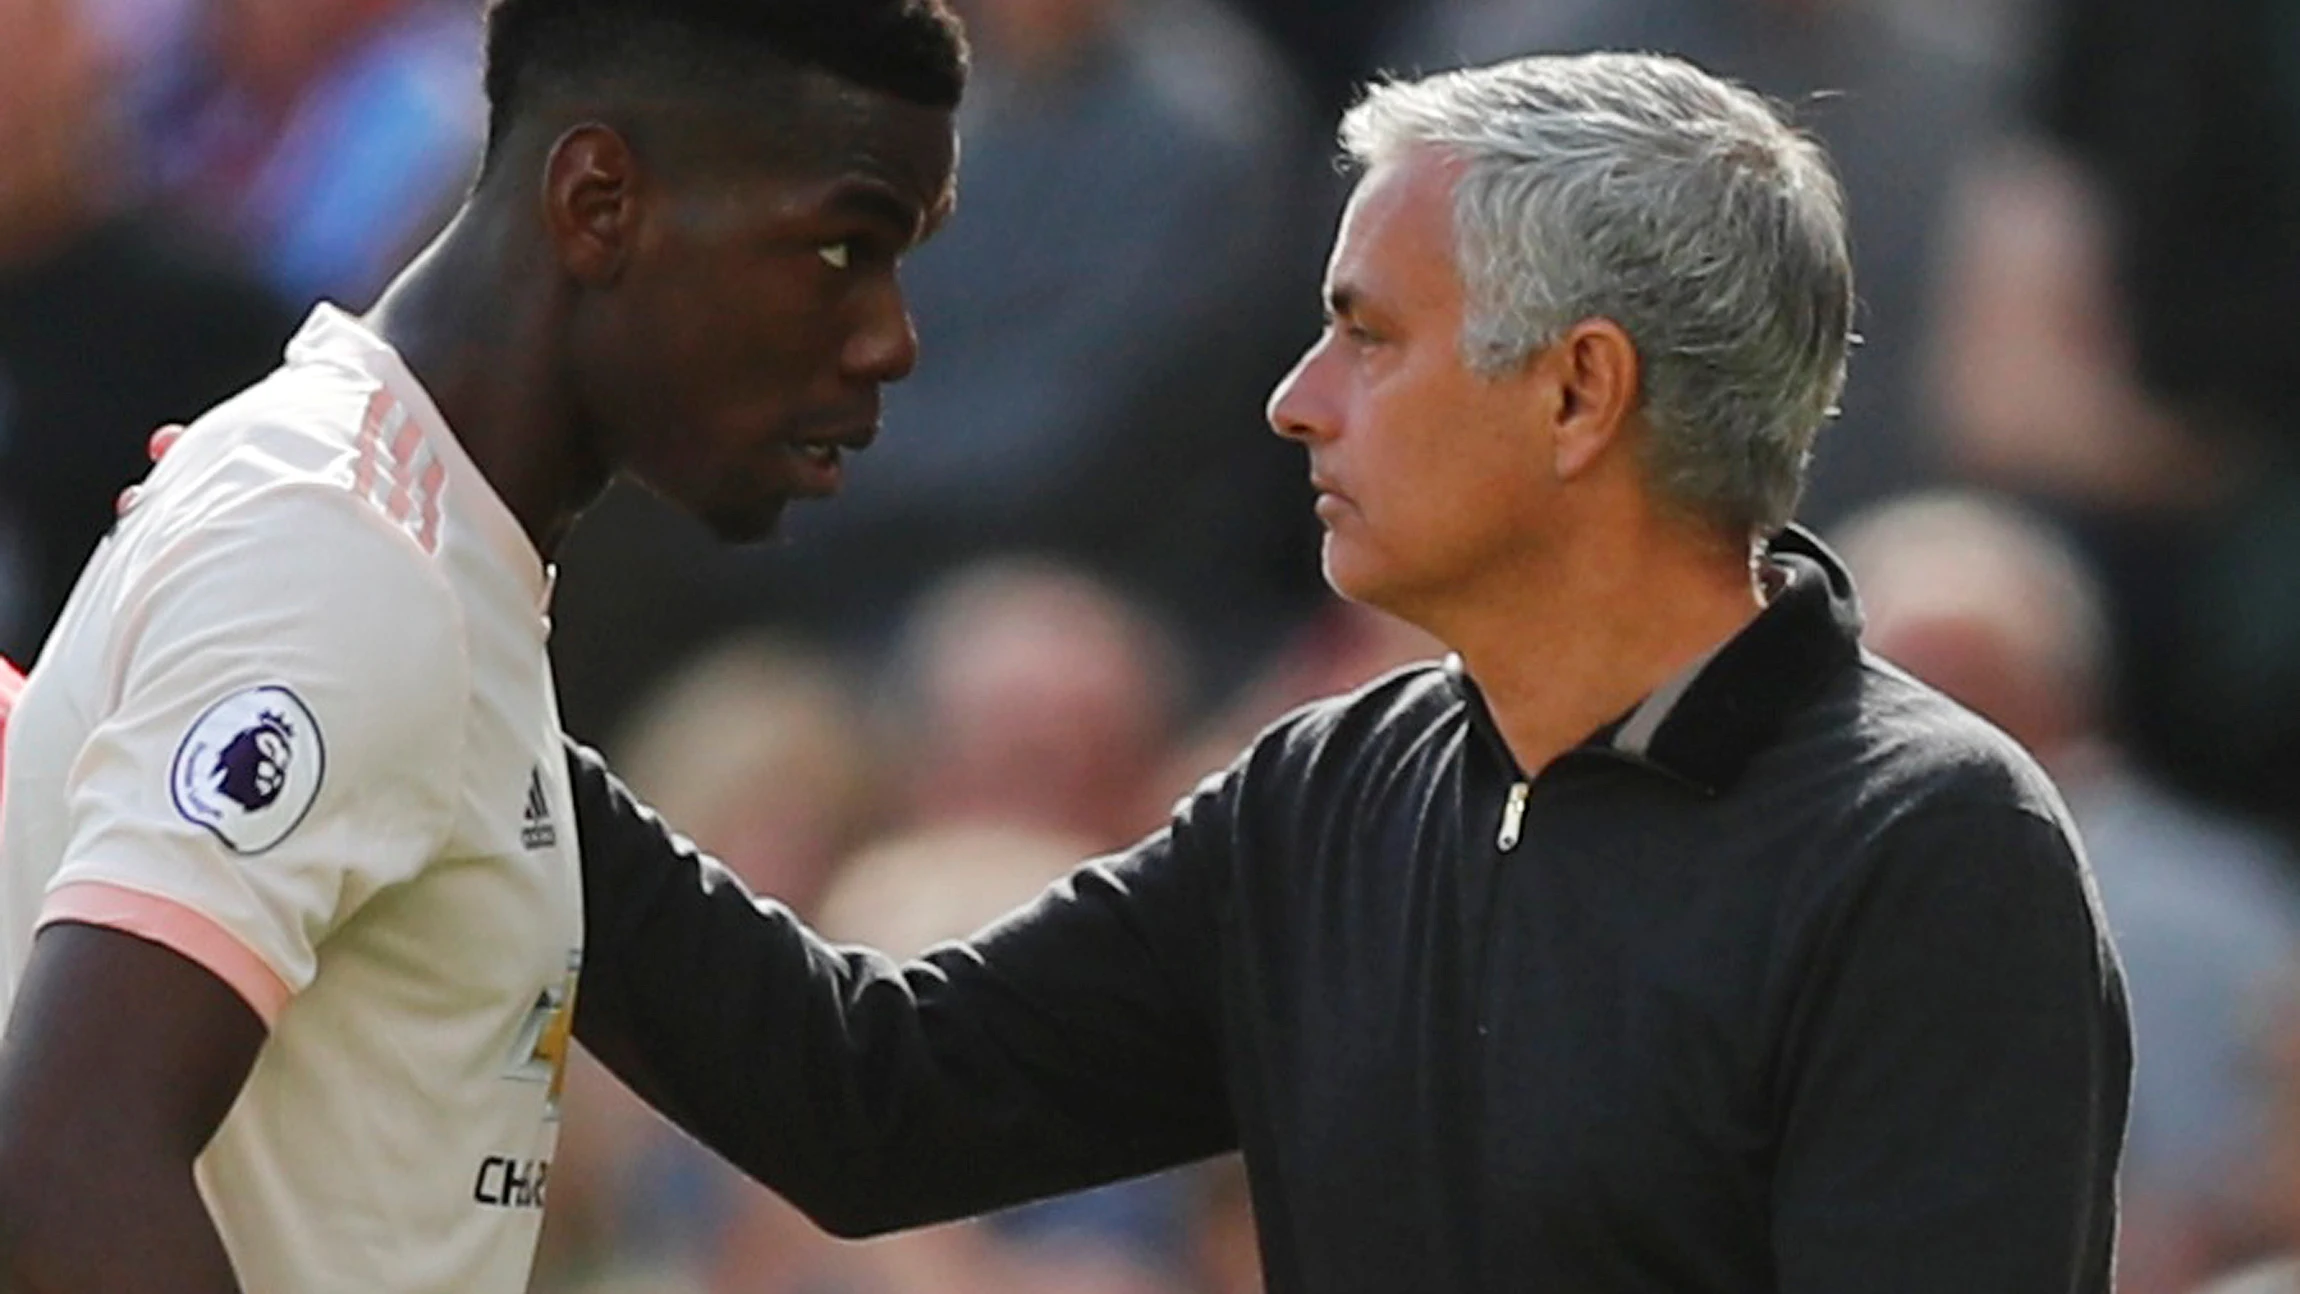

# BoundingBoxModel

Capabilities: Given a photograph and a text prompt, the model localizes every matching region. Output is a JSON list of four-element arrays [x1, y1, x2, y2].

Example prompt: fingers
[[118, 424, 188, 516]]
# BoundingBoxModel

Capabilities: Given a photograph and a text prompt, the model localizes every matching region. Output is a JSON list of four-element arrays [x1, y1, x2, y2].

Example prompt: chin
[[1323, 537, 1432, 622], [698, 495, 791, 544], [1321, 539, 1390, 609]]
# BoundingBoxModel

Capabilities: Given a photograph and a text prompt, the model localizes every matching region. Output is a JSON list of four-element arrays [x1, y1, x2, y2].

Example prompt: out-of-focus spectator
[[1936, 0, 2300, 836], [700, 823, 1197, 1294], [1874, 0, 2047, 72], [2196, 977, 2300, 1293], [1992, 0, 2300, 836], [548, 0, 1327, 740], [2210, 986, 2300, 1294], [1168, 597, 1439, 795], [1926, 135, 2219, 513], [157, 0, 485, 308], [0, 0, 294, 660], [1381, 0, 2007, 527], [82, 0, 205, 146], [1836, 491, 2300, 1294], [610, 635, 883, 917], [2036, 0, 2300, 450], [538, 637, 885, 1294], [819, 0, 1321, 650], [1185, 1157, 1262, 1294], [2195, 1260, 2300, 1294], [1222, 0, 1414, 117], [879, 556, 1186, 848], [547, 629, 1203, 1293], [815, 822, 1098, 959]]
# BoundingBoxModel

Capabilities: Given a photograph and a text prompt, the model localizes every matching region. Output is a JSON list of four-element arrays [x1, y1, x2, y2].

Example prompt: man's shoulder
[[1250, 659, 1462, 770], [143, 303, 460, 557], [1191, 661, 1468, 830], [132, 372, 455, 581], [1850, 653, 2065, 810], [92, 435, 468, 699], [1761, 652, 2078, 866], [1740, 659, 2103, 966]]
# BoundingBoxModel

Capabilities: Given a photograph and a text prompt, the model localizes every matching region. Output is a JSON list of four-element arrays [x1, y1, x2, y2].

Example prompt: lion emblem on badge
[[172, 685, 325, 854], [213, 711, 295, 811]]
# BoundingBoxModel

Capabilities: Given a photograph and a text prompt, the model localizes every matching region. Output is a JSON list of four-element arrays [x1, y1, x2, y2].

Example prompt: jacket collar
[[1447, 525, 1866, 794]]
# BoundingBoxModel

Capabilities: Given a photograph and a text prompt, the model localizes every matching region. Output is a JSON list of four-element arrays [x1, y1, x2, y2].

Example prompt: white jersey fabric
[[0, 306, 583, 1293], [0, 657, 20, 811]]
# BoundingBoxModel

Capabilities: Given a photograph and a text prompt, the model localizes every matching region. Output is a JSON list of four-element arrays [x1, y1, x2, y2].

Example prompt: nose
[[1267, 333, 1337, 444], [843, 278, 922, 385]]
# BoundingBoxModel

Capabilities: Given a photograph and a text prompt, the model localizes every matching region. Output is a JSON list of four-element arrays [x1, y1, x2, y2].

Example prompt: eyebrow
[[825, 181, 927, 240], [1325, 283, 1365, 321]]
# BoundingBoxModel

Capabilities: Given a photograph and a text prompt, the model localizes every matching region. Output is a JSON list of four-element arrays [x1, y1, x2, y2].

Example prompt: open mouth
[[792, 439, 844, 469], [782, 428, 874, 497]]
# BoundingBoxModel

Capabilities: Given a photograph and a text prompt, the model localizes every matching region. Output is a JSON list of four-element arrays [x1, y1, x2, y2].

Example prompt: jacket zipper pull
[[1496, 780, 1530, 852]]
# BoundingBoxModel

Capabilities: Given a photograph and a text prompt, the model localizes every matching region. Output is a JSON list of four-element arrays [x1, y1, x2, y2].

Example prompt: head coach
[[566, 50, 2132, 1294]]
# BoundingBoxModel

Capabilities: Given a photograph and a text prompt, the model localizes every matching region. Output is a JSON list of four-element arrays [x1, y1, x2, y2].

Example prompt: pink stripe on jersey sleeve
[[383, 417, 425, 524], [39, 881, 293, 1027], [352, 388, 395, 499], [415, 456, 447, 554]]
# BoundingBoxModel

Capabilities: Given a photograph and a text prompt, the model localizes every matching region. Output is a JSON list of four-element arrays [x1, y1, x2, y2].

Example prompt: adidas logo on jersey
[[521, 766, 556, 850]]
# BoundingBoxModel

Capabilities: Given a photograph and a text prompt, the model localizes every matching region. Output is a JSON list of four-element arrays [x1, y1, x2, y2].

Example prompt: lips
[[781, 417, 878, 498]]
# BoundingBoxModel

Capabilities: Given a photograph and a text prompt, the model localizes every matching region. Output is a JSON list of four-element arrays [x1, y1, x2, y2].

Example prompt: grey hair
[[1340, 52, 1854, 537]]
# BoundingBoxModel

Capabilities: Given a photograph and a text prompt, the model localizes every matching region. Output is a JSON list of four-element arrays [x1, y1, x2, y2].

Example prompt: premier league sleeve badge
[[171, 685, 327, 854]]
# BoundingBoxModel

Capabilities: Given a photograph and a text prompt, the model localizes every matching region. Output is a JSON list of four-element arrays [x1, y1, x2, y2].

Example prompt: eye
[[816, 241, 852, 271], [1322, 310, 1380, 349]]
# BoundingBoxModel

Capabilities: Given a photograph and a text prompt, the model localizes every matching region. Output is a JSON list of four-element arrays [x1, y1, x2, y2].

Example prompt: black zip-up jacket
[[568, 529, 2130, 1293]]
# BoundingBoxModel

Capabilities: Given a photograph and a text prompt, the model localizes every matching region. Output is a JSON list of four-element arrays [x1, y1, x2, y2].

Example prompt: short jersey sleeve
[[43, 483, 470, 1016]]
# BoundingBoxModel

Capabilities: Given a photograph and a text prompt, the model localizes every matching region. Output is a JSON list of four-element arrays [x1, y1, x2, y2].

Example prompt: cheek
[[629, 250, 827, 415], [1350, 376, 1480, 521], [703, 297, 846, 420], [1354, 384, 1538, 561]]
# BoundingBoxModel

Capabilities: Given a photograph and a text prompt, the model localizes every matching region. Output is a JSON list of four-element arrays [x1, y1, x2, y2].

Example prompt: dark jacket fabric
[[568, 527, 2130, 1294]]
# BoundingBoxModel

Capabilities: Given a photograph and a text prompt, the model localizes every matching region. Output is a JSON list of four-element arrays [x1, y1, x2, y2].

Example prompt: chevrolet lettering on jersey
[[473, 1156, 549, 1210]]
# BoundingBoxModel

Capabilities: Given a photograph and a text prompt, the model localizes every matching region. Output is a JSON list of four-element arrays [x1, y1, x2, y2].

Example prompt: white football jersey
[[0, 305, 583, 1293], [0, 657, 19, 809]]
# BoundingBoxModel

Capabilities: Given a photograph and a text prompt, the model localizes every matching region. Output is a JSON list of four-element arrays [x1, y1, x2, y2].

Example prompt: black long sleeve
[[566, 739, 1237, 1236], [561, 554, 2127, 1294], [1770, 804, 2128, 1293]]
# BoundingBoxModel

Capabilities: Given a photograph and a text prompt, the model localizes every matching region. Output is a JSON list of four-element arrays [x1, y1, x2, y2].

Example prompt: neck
[[1433, 515, 1763, 776], [362, 203, 609, 557]]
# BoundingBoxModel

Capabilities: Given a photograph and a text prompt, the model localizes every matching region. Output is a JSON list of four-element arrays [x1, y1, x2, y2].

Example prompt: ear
[[1544, 318, 1641, 482], [543, 124, 641, 288]]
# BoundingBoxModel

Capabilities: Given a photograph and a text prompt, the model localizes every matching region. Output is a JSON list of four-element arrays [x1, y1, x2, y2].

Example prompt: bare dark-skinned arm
[[0, 922, 265, 1293]]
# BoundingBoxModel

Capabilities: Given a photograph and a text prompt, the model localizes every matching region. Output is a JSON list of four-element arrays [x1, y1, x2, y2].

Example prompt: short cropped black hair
[[481, 0, 967, 164]]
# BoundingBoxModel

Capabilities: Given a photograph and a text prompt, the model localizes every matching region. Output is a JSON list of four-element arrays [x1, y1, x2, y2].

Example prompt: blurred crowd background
[[4, 0, 2300, 1290]]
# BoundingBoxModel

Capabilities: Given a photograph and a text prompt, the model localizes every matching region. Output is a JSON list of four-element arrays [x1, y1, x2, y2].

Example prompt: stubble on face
[[1276, 150, 1554, 628]]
